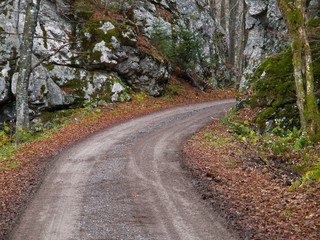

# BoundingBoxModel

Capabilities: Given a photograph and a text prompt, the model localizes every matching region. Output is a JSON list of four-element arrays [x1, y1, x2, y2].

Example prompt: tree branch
[[32, 42, 70, 70]]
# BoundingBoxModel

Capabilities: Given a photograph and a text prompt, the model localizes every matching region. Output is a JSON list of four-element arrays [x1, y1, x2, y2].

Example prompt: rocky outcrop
[[0, 0, 233, 123], [242, 0, 287, 87], [132, 0, 233, 87], [211, 0, 288, 87]]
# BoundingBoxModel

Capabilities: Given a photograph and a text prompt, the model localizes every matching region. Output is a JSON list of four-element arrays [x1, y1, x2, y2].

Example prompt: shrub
[[150, 20, 174, 60], [0, 122, 11, 147], [72, 1, 94, 20], [151, 21, 206, 72]]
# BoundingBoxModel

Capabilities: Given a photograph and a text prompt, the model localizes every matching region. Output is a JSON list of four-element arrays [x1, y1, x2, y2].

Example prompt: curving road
[[11, 99, 239, 240]]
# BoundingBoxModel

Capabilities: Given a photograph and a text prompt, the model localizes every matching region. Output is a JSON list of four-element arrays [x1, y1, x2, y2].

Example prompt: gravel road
[[10, 99, 239, 240]]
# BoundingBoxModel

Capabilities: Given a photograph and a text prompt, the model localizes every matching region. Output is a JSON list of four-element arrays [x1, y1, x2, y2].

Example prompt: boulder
[[48, 65, 130, 105]]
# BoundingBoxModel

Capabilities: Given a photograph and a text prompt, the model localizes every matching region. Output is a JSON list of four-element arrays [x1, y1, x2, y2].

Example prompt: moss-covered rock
[[250, 48, 299, 132], [47, 65, 131, 107], [250, 39, 320, 133], [79, 20, 118, 66], [47, 65, 87, 106], [79, 19, 138, 68], [85, 72, 131, 104]]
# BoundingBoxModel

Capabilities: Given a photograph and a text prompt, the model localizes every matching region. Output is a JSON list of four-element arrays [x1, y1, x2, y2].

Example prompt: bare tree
[[15, 0, 41, 132]]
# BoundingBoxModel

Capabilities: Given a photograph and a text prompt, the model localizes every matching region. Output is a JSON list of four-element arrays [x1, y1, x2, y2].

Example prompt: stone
[[245, 0, 268, 16], [0, 62, 11, 103], [93, 41, 118, 66], [47, 78, 72, 107]]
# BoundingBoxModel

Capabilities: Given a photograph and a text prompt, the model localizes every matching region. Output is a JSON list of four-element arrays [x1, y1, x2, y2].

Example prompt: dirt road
[[10, 100, 238, 240]]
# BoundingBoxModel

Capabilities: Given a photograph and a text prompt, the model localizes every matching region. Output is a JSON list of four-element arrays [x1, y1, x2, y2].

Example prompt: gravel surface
[[10, 100, 238, 240]]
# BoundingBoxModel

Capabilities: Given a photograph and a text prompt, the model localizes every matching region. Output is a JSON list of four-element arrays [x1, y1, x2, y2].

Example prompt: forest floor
[[0, 76, 319, 239], [182, 109, 320, 239]]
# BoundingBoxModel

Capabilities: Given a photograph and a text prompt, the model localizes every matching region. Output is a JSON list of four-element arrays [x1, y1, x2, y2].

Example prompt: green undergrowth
[[0, 145, 20, 171], [0, 107, 102, 171], [201, 131, 235, 150], [221, 108, 320, 189], [164, 83, 185, 97], [238, 23, 320, 187], [0, 122, 19, 170]]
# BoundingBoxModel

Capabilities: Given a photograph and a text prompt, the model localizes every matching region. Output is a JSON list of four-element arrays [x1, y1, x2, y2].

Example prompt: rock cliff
[[210, 0, 288, 88], [0, 0, 233, 123]]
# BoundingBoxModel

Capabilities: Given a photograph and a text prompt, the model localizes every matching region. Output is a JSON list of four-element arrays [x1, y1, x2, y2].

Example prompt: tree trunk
[[277, 0, 320, 140], [15, 0, 41, 132], [220, 0, 226, 30], [228, 0, 238, 66], [300, 2, 320, 139], [235, 0, 246, 77], [292, 30, 307, 129]]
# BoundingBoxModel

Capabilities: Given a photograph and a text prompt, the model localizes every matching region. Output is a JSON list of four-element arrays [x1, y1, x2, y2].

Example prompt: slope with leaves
[[183, 108, 320, 239]]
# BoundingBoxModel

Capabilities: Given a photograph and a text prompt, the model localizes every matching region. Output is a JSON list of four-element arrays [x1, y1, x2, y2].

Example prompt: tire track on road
[[11, 99, 238, 240]]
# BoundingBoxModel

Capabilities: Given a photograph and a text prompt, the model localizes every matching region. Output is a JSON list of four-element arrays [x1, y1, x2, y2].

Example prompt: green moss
[[0, 26, 5, 44], [39, 109, 79, 127], [287, 11, 303, 31], [82, 20, 119, 46], [138, 50, 163, 63], [86, 73, 131, 103], [46, 64, 55, 71], [118, 25, 137, 47], [166, 84, 184, 96], [253, 48, 295, 103], [311, 31, 320, 87], [255, 107, 276, 126], [91, 85, 112, 102], [250, 48, 298, 132], [80, 20, 122, 63], [251, 35, 320, 133], [105, 29, 119, 44], [90, 50, 103, 62], [60, 77, 87, 105], [82, 20, 137, 48], [62, 77, 86, 89], [307, 16, 320, 28]]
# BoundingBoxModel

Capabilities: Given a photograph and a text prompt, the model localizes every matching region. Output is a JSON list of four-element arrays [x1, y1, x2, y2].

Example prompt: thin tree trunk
[[236, 0, 246, 77], [300, 1, 320, 138], [292, 32, 307, 129], [277, 0, 320, 140], [220, 0, 226, 30], [16, 0, 41, 132], [228, 0, 238, 66]]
